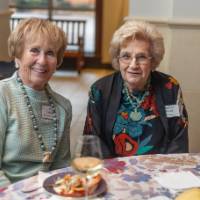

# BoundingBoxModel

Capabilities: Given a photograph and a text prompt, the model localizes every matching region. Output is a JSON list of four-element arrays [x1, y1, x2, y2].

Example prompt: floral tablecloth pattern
[[1, 153, 200, 200]]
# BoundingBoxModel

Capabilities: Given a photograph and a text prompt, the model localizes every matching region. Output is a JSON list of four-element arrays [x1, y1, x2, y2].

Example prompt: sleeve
[[83, 84, 102, 136], [166, 85, 189, 153], [0, 93, 11, 188], [51, 100, 72, 170], [83, 84, 112, 158], [64, 100, 72, 163]]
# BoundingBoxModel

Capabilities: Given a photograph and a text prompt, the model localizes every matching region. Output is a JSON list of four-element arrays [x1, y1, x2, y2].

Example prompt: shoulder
[[0, 73, 15, 87], [55, 92, 71, 106], [89, 71, 121, 103], [54, 92, 72, 110], [92, 71, 121, 89], [151, 71, 180, 89], [151, 71, 182, 105], [47, 86, 72, 113], [0, 74, 18, 112], [151, 70, 178, 82], [0, 73, 16, 98]]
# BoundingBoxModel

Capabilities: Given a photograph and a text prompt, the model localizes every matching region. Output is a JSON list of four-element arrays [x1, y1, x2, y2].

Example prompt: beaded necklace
[[16, 74, 58, 163], [123, 83, 149, 122]]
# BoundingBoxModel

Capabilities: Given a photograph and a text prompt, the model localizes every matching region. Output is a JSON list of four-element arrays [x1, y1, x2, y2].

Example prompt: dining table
[[0, 153, 200, 200]]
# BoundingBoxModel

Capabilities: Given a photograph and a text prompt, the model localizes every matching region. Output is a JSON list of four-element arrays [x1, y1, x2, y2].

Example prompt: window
[[9, 0, 99, 55]]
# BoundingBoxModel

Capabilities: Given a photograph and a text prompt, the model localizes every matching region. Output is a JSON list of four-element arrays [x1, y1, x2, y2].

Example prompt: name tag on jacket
[[42, 105, 54, 120], [165, 104, 180, 118]]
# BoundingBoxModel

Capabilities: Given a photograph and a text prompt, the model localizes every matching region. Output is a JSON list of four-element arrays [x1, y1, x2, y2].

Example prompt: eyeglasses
[[118, 53, 152, 65]]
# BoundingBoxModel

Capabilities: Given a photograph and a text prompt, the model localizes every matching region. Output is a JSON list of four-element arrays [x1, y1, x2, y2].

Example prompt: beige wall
[[169, 22, 200, 152], [101, 0, 128, 63], [0, 6, 12, 61]]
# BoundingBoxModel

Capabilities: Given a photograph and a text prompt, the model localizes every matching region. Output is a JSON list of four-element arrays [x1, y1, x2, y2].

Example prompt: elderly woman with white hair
[[84, 19, 188, 158]]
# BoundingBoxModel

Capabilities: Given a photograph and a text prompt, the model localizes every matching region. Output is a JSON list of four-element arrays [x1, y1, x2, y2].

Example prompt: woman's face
[[119, 39, 152, 91], [16, 37, 58, 90]]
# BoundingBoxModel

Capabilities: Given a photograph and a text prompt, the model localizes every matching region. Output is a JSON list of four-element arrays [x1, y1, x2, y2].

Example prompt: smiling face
[[119, 39, 152, 91], [16, 37, 58, 90]]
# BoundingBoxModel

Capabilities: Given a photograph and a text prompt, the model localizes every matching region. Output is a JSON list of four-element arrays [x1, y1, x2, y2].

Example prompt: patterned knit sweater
[[0, 72, 72, 188]]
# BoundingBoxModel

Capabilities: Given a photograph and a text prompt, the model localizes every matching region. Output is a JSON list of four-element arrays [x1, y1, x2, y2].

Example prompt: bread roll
[[175, 188, 200, 200]]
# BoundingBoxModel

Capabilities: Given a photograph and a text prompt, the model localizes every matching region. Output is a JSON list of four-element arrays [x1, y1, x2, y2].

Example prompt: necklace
[[123, 83, 149, 122], [16, 74, 58, 163]]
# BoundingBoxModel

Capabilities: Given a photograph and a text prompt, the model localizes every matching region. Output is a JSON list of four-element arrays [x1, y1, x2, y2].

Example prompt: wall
[[173, 0, 200, 18], [128, 0, 200, 153], [129, 0, 173, 18], [0, 1, 8, 11], [0, 0, 12, 61], [101, 0, 128, 63]]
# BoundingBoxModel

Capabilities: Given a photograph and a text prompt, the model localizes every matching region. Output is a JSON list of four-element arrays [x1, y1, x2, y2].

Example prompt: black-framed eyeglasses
[[118, 53, 152, 65]]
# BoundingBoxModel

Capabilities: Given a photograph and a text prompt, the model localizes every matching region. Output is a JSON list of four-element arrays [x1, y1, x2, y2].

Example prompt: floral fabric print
[[84, 71, 188, 158], [104, 159, 126, 174], [165, 77, 188, 127], [112, 75, 188, 157], [165, 76, 179, 89], [89, 85, 101, 104], [113, 86, 159, 156]]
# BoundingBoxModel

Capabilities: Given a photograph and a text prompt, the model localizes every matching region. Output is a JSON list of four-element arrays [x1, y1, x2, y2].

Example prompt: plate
[[43, 172, 107, 199]]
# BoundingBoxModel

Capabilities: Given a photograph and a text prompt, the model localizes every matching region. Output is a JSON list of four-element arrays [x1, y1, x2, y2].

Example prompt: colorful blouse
[[84, 71, 188, 158], [113, 86, 163, 156]]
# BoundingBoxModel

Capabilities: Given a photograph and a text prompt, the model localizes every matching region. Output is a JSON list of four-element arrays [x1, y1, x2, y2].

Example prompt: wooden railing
[[10, 17, 86, 73]]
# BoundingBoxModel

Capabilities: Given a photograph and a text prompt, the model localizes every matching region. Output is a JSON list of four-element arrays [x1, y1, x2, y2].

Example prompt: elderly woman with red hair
[[0, 18, 72, 187]]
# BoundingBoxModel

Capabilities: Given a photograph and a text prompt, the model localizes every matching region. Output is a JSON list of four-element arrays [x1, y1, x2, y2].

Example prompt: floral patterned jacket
[[84, 71, 188, 158]]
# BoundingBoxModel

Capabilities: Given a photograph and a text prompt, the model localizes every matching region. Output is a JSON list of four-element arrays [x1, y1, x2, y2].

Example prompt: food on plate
[[53, 173, 101, 196], [175, 188, 200, 200]]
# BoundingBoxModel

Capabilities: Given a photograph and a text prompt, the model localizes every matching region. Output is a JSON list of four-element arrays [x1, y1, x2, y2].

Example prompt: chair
[[0, 61, 15, 80], [53, 19, 86, 74]]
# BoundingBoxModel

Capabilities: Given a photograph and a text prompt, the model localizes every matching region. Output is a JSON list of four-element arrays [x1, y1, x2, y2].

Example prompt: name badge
[[42, 105, 53, 120], [165, 104, 180, 118]]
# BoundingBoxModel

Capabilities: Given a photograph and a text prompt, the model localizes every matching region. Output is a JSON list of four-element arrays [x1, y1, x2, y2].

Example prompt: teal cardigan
[[0, 72, 72, 188]]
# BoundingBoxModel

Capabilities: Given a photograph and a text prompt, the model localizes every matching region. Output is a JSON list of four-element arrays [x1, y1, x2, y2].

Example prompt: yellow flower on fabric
[[169, 77, 178, 85]]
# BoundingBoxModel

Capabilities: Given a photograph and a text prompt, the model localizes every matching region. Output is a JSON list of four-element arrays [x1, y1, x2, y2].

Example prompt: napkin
[[48, 196, 103, 200], [37, 171, 52, 186], [148, 196, 172, 200], [154, 171, 200, 190]]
